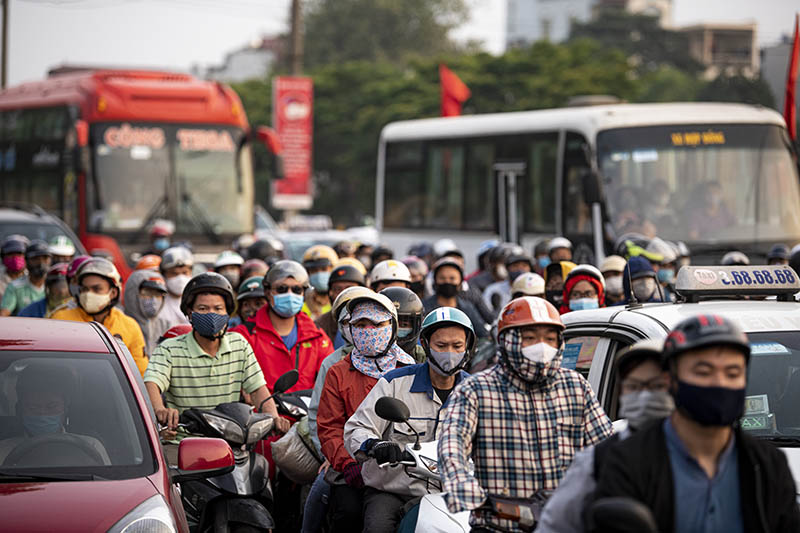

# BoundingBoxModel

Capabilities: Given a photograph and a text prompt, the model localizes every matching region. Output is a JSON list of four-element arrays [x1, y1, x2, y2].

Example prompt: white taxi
[[562, 264, 800, 497]]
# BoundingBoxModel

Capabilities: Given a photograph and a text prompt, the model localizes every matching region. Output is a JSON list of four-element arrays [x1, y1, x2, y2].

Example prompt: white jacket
[[344, 362, 468, 497]]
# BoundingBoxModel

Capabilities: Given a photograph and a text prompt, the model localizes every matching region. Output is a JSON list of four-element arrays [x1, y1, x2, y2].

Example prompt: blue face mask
[[153, 238, 170, 252], [23, 414, 63, 437], [272, 292, 305, 318], [309, 271, 331, 293], [657, 268, 675, 284], [191, 312, 229, 340], [538, 256, 552, 269], [569, 297, 599, 311]]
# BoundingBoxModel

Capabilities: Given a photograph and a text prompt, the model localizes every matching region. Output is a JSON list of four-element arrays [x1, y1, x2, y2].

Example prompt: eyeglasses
[[620, 377, 669, 394], [273, 285, 304, 295], [571, 290, 597, 299]]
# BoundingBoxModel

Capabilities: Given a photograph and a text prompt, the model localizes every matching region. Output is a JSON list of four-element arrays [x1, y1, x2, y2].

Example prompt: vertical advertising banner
[[272, 76, 314, 210]]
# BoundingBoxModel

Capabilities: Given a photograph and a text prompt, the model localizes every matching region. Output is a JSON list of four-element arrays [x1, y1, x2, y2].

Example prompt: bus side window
[[425, 144, 465, 229], [524, 133, 558, 233], [562, 132, 592, 235]]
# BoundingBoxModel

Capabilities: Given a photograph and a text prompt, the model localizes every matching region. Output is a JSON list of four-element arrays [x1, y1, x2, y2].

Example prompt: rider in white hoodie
[[157, 246, 193, 328]]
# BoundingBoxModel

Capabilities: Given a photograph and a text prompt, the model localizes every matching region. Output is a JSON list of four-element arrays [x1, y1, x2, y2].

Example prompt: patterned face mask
[[350, 324, 393, 357], [347, 301, 414, 378], [500, 328, 562, 384]]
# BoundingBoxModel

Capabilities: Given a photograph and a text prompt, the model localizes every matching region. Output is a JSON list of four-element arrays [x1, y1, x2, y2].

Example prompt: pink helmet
[[67, 255, 92, 279]]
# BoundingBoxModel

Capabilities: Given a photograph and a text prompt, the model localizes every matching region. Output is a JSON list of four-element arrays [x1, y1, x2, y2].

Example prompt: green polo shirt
[[144, 331, 267, 413], [1, 277, 45, 315]]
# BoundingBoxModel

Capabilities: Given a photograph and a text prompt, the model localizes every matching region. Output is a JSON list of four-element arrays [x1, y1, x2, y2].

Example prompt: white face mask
[[79, 291, 112, 314], [166, 274, 191, 296], [605, 275, 623, 295], [520, 342, 559, 364]]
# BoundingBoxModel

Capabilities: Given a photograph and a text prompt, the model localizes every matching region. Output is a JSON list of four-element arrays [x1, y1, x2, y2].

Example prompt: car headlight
[[107, 495, 176, 533], [247, 417, 275, 444], [202, 413, 245, 444], [419, 455, 438, 474]]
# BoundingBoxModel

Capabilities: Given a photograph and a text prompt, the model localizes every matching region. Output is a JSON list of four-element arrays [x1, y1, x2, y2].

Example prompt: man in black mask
[[422, 258, 488, 338], [594, 315, 800, 532]]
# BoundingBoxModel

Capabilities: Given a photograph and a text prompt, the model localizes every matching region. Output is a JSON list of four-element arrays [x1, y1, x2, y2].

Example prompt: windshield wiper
[[761, 436, 800, 447], [181, 192, 221, 244], [0, 469, 103, 482]]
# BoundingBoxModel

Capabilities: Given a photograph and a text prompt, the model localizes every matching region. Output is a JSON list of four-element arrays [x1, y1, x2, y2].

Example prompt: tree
[[696, 73, 776, 108], [634, 66, 702, 103], [303, 0, 468, 68]]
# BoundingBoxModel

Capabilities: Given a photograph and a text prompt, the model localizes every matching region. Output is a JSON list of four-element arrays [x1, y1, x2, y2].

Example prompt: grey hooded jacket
[[123, 270, 172, 356]]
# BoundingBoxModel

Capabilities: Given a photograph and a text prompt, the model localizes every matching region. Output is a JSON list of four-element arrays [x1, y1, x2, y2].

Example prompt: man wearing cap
[[314, 264, 365, 349], [537, 339, 674, 533], [595, 315, 800, 532], [18, 263, 72, 318], [213, 250, 245, 290], [302, 245, 339, 320], [228, 276, 267, 330], [548, 237, 573, 263], [600, 255, 627, 306], [123, 269, 171, 356], [1, 240, 52, 316], [622, 256, 663, 304], [232, 260, 333, 392], [438, 297, 612, 531], [423, 258, 488, 338]]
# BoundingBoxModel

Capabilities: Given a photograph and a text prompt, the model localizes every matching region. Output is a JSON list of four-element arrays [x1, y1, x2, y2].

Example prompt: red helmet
[[158, 324, 193, 344], [136, 254, 162, 271], [45, 263, 69, 284], [497, 296, 565, 337]]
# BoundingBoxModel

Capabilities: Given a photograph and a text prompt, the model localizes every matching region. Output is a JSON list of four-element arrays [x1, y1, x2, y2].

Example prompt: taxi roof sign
[[675, 265, 800, 303]]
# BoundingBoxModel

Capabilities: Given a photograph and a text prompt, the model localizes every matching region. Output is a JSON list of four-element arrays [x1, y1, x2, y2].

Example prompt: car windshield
[[742, 331, 800, 441], [598, 124, 800, 244], [0, 351, 155, 480]]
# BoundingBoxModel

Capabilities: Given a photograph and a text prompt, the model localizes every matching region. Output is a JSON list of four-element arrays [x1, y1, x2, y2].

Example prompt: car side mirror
[[375, 397, 410, 424], [273, 369, 299, 395], [581, 170, 602, 205], [170, 437, 234, 483], [585, 497, 658, 533]]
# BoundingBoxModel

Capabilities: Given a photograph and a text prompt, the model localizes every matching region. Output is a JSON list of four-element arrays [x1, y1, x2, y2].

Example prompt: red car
[[0, 318, 234, 532]]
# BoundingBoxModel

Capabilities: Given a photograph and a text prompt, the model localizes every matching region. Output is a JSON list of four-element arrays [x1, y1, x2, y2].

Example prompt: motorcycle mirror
[[375, 397, 410, 424], [585, 497, 658, 533], [273, 369, 299, 395]]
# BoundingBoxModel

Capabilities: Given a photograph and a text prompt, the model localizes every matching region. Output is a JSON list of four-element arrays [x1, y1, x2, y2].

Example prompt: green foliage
[[697, 74, 776, 108], [634, 66, 702, 103]]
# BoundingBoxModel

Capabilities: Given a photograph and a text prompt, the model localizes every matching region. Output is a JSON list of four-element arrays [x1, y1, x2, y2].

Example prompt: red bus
[[0, 67, 281, 277]]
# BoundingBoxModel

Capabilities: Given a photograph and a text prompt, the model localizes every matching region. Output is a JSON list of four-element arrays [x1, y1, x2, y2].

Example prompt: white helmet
[[433, 238, 460, 258], [369, 259, 411, 287], [160, 246, 193, 271], [214, 250, 244, 269], [548, 237, 573, 253], [646, 237, 676, 265], [511, 272, 545, 297], [565, 264, 606, 289]]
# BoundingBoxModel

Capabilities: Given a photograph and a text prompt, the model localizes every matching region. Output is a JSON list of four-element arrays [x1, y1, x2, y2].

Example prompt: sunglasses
[[273, 285, 305, 295]]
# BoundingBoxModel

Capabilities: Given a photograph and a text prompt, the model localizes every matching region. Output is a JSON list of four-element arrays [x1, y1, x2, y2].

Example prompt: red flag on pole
[[785, 14, 799, 141], [439, 64, 471, 117]]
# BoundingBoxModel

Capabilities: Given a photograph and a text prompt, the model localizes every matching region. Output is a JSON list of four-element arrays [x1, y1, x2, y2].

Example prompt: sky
[[6, 0, 799, 86]]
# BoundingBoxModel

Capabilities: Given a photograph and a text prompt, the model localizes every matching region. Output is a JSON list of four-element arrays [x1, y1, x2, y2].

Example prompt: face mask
[[657, 268, 675, 284], [674, 380, 745, 426], [632, 277, 657, 302], [569, 297, 599, 311], [501, 329, 562, 383], [79, 291, 112, 314], [309, 271, 331, 293], [190, 311, 229, 340], [166, 274, 190, 296], [338, 308, 353, 344], [521, 342, 560, 364], [429, 349, 466, 376], [397, 327, 413, 339], [618, 389, 675, 429], [23, 414, 63, 437], [140, 296, 163, 318], [350, 324, 393, 357], [28, 263, 47, 278], [605, 275, 623, 295], [272, 292, 305, 318], [153, 238, 170, 252], [220, 271, 240, 290], [545, 289, 563, 308], [410, 280, 425, 295], [508, 270, 525, 282], [538, 256, 551, 270], [435, 283, 459, 299], [3, 255, 25, 273]]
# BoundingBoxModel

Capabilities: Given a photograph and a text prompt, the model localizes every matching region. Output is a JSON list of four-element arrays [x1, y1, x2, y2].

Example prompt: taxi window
[[563, 335, 602, 378]]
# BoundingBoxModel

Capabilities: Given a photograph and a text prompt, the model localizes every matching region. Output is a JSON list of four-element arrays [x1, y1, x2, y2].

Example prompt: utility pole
[[289, 0, 303, 75], [2, 0, 8, 89]]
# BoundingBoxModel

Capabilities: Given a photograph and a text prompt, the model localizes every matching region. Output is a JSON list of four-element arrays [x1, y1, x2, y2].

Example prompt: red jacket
[[318, 355, 382, 473], [232, 305, 333, 392]]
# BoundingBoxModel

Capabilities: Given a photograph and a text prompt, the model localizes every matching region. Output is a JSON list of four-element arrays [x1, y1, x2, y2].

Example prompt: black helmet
[[247, 238, 284, 264], [329, 264, 365, 288], [505, 252, 534, 269], [25, 240, 52, 259], [767, 244, 790, 262], [380, 287, 424, 353], [721, 251, 750, 266], [180, 272, 236, 316], [662, 314, 750, 368], [1, 235, 28, 255], [371, 245, 394, 265], [615, 339, 664, 380]]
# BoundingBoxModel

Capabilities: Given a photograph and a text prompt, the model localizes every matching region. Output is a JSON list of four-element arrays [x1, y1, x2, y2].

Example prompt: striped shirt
[[143, 331, 267, 413]]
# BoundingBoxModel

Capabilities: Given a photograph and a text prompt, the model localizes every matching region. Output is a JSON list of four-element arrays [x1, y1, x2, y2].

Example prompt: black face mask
[[435, 283, 459, 299], [674, 380, 745, 426], [545, 289, 563, 307], [28, 264, 48, 278], [410, 280, 425, 295]]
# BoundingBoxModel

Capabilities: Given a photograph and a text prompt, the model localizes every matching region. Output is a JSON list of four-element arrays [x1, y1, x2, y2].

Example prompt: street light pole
[[2, 0, 8, 89], [290, 0, 303, 75]]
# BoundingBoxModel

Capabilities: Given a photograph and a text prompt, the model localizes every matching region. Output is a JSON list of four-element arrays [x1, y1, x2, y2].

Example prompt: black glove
[[370, 441, 403, 465]]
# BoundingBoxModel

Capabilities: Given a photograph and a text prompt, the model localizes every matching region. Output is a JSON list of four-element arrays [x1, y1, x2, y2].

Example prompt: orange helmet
[[136, 254, 162, 271], [497, 296, 564, 337]]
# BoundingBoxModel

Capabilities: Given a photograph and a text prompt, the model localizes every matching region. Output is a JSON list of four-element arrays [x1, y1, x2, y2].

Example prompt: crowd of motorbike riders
[[1, 223, 800, 533]]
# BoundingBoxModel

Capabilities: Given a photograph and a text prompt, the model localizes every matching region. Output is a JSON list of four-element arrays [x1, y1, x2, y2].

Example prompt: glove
[[370, 441, 403, 466], [342, 462, 364, 488]]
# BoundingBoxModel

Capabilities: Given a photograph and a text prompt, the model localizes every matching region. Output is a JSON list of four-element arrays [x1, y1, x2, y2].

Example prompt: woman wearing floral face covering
[[317, 292, 415, 533]]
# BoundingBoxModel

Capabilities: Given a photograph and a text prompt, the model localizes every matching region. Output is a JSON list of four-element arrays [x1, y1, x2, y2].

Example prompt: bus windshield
[[91, 123, 251, 235], [597, 124, 800, 244]]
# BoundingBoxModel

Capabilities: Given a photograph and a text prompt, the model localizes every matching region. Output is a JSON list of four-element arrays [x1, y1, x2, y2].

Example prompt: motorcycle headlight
[[202, 413, 245, 444], [247, 417, 275, 444], [107, 495, 177, 533], [419, 455, 438, 474]]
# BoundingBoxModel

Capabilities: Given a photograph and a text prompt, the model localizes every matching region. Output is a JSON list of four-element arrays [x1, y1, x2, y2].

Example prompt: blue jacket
[[17, 298, 47, 318]]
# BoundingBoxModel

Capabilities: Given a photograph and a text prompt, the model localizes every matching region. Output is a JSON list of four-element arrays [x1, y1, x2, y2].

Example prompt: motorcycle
[[176, 369, 299, 532]]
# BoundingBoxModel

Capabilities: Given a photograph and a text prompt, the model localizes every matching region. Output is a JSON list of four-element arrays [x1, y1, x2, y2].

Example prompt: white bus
[[375, 103, 800, 269]]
